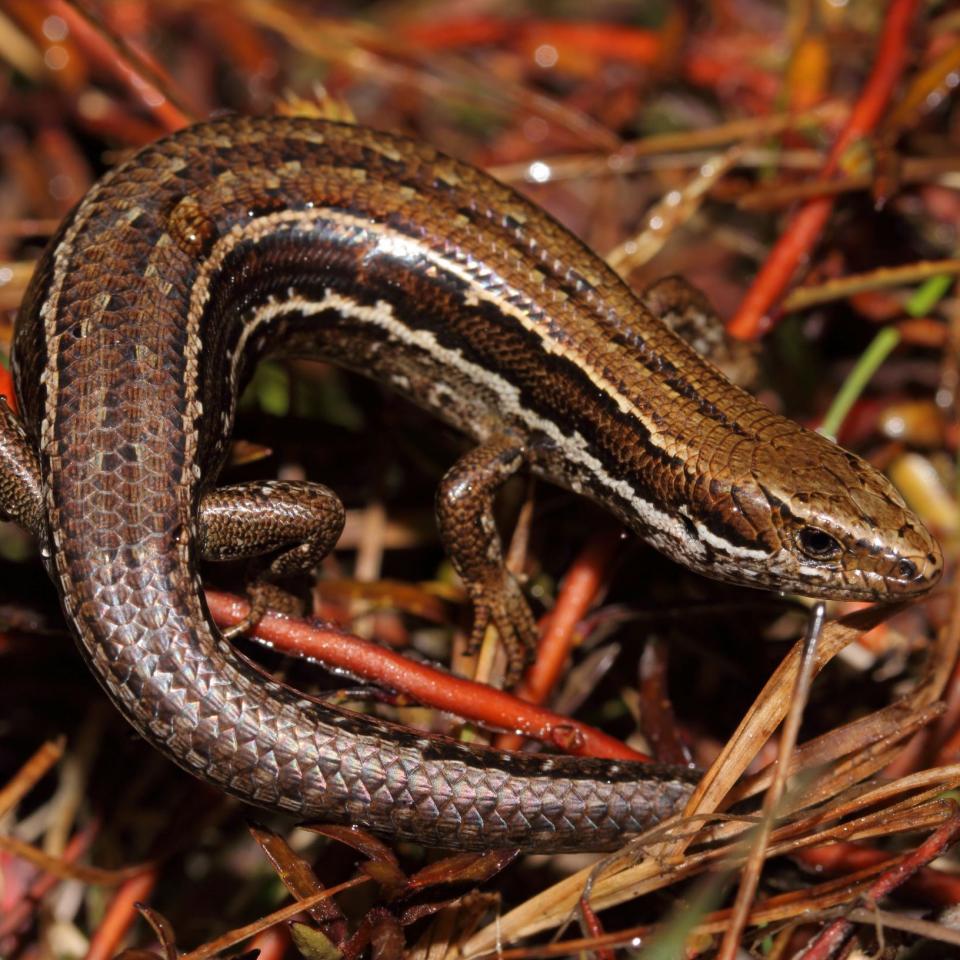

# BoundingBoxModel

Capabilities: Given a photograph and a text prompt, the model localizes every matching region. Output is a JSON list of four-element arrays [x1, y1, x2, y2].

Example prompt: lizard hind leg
[[197, 480, 345, 639], [641, 276, 759, 388]]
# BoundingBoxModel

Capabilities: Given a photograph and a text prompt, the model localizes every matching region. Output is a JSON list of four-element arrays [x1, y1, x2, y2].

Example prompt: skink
[[0, 116, 942, 852]]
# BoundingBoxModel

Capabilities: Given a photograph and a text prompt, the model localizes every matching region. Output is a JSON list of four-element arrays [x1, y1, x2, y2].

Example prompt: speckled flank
[[6, 115, 942, 851]]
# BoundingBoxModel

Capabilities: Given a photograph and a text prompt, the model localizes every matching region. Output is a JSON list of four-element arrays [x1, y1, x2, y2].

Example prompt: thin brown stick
[[177, 876, 370, 960], [717, 604, 825, 959], [0, 738, 64, 817]]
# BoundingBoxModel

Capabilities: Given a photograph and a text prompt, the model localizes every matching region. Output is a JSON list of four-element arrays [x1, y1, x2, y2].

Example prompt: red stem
[[794, 841, 960, 907], [797, 811, 960, 959], [205, 589, 647, 761], [727, 0, 921, 339], [83, 868, 157, 960], [42, 0, 194, 133], [495, 527, 621, 751]]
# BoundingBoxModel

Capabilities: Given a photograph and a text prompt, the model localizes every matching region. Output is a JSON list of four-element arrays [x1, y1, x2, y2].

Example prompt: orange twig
[[794, 841, 960, 907], [0, 833, 148, 886], [0, 740, 62, 818], [796, 809, 960, 959], [0, 824, 98, 944], [519, 527, 622, 706], [0, 367, 15, 410], [495, 527, 621, 751], [397, 17, 663, 63], [728, 0, 921, 339], [84, 869, 158, 960], [41, 0, 194, 133], [204, 587, 646, 761]]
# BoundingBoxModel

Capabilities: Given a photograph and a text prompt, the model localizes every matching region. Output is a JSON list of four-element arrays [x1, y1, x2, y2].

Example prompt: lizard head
[[671, 424, 943, 602]]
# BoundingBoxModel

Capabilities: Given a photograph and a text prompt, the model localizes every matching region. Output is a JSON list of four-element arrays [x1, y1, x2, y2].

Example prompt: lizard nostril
[[896, 558, 917, 580]]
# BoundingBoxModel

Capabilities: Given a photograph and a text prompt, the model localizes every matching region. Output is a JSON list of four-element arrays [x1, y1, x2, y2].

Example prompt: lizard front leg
[[436, 434, 536, 686]]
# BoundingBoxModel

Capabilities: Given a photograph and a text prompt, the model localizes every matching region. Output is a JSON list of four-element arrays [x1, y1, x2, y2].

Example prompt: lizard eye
[[797, 526, 842, 560]]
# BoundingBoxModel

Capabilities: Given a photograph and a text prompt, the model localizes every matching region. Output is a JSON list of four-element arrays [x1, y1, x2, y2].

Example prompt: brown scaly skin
[[0, 116, 941, 852]]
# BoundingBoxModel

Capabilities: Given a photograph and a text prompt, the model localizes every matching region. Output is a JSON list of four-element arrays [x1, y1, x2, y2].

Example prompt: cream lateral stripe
[[40, 150, 176, 465], [177, 215, 214, 637], [40, 177, 116, 566], [694, 519, 768, 560], [233, 288, 777, 569], [184, 206, 779, 567], [39, 190, 777, 597], [191, 207, 664, 432]]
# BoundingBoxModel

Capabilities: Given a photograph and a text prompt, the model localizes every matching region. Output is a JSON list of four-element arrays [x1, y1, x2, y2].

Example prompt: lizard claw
[[466, 573, 539, 687], [221, 579, 303, 640]]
